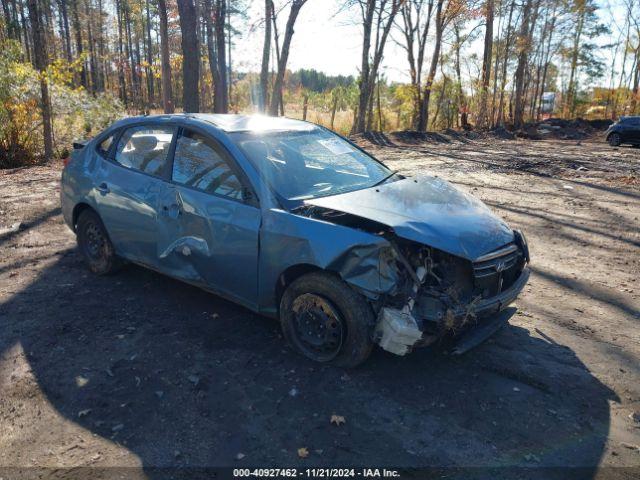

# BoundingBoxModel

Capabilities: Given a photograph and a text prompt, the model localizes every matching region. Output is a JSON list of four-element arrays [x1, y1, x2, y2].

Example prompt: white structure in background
[[541, 92, 556, 114]]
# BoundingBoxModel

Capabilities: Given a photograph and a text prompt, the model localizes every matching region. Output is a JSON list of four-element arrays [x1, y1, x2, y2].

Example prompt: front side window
[[114, 125, 174, 176], [97, 134, 114, 157], [231, 128, 392, 200], [172, 129, 244, 201]]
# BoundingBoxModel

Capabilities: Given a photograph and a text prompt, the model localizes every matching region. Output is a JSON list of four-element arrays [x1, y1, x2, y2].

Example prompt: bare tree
[[397, 0, 435, 128], [353, 0, 403, 133], [477, 0, 494, 128], [513, 0, 532, 129], [259, 0, 272, 112], [269, 0, 308, 116], [418, 0, 459, 131]]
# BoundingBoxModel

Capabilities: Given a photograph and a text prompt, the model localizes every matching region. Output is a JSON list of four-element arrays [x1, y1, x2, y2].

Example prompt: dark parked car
[[606, 116, 640, 146], [61, 114, 530, 367]]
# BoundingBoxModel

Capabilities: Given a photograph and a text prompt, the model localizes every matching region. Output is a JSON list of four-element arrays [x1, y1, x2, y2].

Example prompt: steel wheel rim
[[290, 293, 345, 362], [83, 221, 105, 260]]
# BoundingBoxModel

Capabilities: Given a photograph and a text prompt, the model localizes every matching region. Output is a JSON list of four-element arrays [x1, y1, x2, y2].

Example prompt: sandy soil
[[0, 133, 639, 479]]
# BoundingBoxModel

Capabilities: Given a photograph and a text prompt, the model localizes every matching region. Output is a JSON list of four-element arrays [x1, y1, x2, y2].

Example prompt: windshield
[[231, 129, 392, 200]]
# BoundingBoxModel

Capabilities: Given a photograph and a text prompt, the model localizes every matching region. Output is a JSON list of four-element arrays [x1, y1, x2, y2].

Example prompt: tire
[[279, 271, 374, 368], [608, 133, 621, 147], [76, 209, 122, 275]]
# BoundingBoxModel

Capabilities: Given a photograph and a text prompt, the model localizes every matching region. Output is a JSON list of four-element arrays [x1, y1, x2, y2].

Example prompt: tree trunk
[[71, 0, 87, 89], [513, 0, 532, 129], [26, 0, 53, 160], [418, 0, 445, 132], [213, 0, 228, 112], [115, 0, 127, 106], [269, 0, 306, 116], [631, 45, 640, 114], [302, 93, 308, 120], [177, 0, 199, 112], [563, 4, 584, 118], [85, 0, 98, 94], [204, 0, 219, 109], [355, 0, 375, 132], [56, 0, 72, 60], [496, 0, 515, 126], [259, 0, 271, 112], [145, 0, 154, 105], [477, 0, 494, 128], [157, 0, 173, 113], [330, 95, 338, 129]]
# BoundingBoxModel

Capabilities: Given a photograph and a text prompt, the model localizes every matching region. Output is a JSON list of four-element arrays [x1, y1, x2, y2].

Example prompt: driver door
[[156, 127, 261, 309]]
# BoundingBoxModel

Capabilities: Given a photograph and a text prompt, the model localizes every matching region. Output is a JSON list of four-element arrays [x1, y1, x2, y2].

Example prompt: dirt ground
[[0, 132, 639, 479]]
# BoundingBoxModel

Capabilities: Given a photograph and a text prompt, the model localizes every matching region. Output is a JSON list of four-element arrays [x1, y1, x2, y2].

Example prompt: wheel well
[[72, 203, 95, 231], [275, 263, 322, 306]]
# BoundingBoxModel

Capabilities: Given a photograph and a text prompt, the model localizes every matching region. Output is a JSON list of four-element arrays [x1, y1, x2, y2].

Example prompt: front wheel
[[279, 272, 374, 368], [608, 133, 622, 147], [76, 209, 122, 275]]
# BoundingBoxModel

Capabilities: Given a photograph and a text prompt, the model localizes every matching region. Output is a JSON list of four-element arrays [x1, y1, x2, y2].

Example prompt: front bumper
[[374, 267, 530, 356], [452, 266, 530, 319]]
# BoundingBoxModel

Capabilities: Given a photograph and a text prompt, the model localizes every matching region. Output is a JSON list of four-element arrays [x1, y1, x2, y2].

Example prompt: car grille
[[473, 244, 523, 298]]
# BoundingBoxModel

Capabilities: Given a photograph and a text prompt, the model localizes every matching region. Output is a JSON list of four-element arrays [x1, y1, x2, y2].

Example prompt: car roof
[[116, 113, 318, 133]]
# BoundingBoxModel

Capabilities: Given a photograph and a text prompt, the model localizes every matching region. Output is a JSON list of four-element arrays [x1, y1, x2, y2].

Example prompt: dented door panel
[[156, 185, 261, 309], [93, 157, 165, 265]]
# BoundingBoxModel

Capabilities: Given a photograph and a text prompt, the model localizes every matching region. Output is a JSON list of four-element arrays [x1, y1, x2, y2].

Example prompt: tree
[[269, 0, 307, 116], [176, 0, 199, 112], [477, 0, 494, 128], [157, 0, 174, 113], [418, 0, 459, 131], [26, 0, 53, 159], [354, 0, 403, 133], [513, 0, 532, 129], [397, 0, 435, 128], [259, 0, 272, 112], [213, 0, 228, 112]]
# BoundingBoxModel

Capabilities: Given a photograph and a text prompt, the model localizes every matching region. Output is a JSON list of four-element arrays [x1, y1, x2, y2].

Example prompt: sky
[[234, 0, 414, 82], [232, 0, 630, 87]]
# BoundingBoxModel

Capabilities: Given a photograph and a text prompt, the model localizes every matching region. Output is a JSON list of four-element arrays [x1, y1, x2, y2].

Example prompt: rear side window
[[114, 125, 174, 177], [97, 134, 114, 157], [172, 129, 244, 201]]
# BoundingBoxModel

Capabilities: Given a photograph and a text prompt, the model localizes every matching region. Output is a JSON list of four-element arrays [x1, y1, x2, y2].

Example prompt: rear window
[[114, 125, 174, 177]]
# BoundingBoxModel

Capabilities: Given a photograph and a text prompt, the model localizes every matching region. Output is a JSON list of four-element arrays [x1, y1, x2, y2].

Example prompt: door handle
[[97, 182, 110, 194]]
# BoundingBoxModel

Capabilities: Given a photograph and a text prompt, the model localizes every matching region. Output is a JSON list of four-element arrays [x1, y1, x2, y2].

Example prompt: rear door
[[156, 127, 261, 308], [93, 123, 176, 266]]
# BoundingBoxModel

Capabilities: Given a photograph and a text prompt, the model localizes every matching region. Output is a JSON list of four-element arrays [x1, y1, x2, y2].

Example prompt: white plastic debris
[[375, 308, 423, 356]]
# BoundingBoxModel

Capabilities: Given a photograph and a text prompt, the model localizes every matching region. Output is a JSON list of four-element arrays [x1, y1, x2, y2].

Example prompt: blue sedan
[[61, 114, 530, 366]]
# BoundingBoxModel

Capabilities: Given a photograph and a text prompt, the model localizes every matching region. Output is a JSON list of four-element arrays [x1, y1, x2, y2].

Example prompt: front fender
[[258, 209, 400, 316]]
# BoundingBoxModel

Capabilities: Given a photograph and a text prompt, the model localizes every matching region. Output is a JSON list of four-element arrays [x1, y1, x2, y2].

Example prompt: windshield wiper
[[372, 171, 398, 187]]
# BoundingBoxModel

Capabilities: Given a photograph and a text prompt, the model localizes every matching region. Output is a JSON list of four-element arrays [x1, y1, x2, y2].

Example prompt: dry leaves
[[330, 414, 346, 426]]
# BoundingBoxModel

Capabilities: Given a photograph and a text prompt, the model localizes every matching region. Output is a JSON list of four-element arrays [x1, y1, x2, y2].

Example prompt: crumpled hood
[[305, 175, 514, 260]]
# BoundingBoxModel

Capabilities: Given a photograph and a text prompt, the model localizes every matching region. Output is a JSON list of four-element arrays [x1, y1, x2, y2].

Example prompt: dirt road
[[1, 134, 639, 479]]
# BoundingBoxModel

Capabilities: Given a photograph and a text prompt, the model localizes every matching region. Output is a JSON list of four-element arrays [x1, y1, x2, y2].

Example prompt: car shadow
[[0, 249, 618, 478]]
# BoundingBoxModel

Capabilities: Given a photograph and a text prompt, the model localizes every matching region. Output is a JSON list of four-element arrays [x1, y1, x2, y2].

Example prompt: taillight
[[63, 157, 71, 167]]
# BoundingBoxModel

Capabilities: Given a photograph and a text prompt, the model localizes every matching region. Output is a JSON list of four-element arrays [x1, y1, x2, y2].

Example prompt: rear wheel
[[76, 209, 122, 275], [280, 272, 374, 367], [608, 133, 621, 147]]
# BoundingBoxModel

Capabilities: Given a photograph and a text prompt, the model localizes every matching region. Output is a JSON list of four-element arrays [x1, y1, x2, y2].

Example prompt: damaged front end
[[374, 236, 530, 355], [295, 204, 530, 356]]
